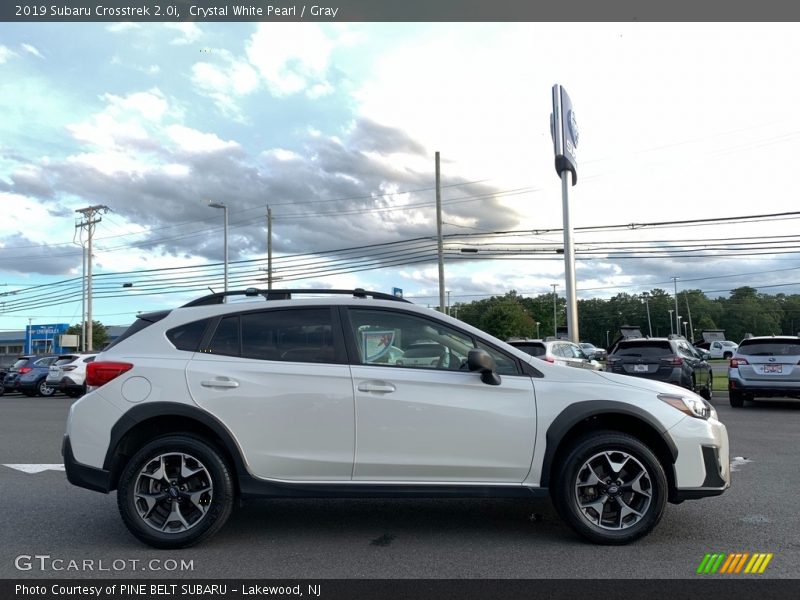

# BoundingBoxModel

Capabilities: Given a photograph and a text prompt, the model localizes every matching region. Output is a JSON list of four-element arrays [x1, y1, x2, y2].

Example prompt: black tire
[[551, 431, 667, 545], [117, 434, 234, 549], [723, 352, 732, 360], [698, 374, 712, 401], [66, 389, 83, 398], [0, 384, 5, 396], [730, 390, 744, 408], [38, 379, 56, 397]]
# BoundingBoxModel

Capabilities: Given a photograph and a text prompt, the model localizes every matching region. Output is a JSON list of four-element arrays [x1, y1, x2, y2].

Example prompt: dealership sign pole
[[551, 84, 580, 343]]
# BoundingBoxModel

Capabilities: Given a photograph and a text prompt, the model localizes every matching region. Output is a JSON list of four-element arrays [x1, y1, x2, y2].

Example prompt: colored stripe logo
[[696, 553, 773, 574]]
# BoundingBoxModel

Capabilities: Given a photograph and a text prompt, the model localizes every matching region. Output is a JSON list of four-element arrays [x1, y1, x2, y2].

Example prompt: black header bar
[[3, 0, 800, 22]]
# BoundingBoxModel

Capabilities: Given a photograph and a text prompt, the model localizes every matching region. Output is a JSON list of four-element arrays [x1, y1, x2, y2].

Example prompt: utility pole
[[75, 205, 109, 352], [551, 283, 559, 337], [672, 277, 681, 337], [435, 152, 445, 313], [642, 292, 653, 337], [267, 206, 273, 289]]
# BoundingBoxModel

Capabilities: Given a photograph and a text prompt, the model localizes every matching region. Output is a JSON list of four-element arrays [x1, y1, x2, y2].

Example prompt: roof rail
[[181, 288, 411, 307]]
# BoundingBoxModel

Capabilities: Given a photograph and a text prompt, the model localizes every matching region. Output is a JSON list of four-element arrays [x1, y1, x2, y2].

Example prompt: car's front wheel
[[117, 435, 234, 549], [552, 431, 667, 545]]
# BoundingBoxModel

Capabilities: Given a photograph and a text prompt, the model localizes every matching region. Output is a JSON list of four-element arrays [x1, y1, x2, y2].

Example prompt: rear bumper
[[62, 435, 112, 494], [728, 373, 800, 397]]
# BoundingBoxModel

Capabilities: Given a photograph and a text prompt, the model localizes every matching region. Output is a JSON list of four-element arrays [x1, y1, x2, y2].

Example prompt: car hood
[[592, 369, 700, 396], [529, 358, 698, 396]]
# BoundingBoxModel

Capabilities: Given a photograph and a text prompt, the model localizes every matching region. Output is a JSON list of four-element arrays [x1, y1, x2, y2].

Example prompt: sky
[[2, 21, 800, 331]]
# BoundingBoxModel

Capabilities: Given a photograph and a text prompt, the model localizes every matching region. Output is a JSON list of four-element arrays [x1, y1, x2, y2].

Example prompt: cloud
[[164, 23, 202, 45], [190, 53, 259, 120], [0, 45, 17, 63], [21, 43, 44, 59], [245, 24, 338, 97], [107, 22, 140, 33]]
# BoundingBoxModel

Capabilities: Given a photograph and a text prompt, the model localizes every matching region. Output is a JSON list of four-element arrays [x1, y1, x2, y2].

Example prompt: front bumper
[[62, 435, 112, 493], [668, 416, 730, 502]]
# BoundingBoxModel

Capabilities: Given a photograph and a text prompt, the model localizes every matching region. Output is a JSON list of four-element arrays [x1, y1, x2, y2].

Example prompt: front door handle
[[201, 378, 239, 389], [357, 381, 396, 393]]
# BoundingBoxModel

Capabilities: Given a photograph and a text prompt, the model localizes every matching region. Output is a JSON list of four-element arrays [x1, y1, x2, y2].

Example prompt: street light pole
[[551, 284, 559, 338], [209, 202, 228, 297], [668, 309, 674, 335], [536, 321, 541, 339]]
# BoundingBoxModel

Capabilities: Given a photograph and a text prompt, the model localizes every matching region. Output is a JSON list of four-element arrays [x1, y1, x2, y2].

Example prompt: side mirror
[[467, 348, 501, 386]]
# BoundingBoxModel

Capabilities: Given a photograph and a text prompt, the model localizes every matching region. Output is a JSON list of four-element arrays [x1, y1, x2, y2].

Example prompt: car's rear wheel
[[730, 390, 745, 408], [38, 379, 56, 397], [698, 374, 712, 401], [552, 431, 667, 545], [723, 352, 733, 360], [117, 435, 234, 549]]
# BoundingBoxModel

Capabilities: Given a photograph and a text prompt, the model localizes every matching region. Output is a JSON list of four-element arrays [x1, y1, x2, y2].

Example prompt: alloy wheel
[[133, 452, 213, 533], [574, 450, 653, 531]]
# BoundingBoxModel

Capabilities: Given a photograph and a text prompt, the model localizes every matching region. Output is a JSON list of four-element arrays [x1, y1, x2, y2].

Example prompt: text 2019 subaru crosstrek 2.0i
[[64, 289, 730, 548]]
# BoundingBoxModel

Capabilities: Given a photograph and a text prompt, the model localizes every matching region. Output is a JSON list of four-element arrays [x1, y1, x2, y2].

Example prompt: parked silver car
[[728, 336, 800, 407]]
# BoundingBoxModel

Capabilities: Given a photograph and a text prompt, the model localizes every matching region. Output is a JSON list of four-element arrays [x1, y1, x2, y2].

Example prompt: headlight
[[658, 393, 714, 420]]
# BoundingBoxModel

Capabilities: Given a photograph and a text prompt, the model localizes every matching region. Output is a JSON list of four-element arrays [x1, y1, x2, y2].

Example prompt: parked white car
[[508, 338, 603, 371], [46, 353, 97, 397], [64, 288, 729, 549]]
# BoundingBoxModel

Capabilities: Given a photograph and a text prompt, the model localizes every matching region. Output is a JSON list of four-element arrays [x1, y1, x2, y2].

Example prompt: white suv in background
[[64, 288, 730, 549], [47, 353, 97, 398]]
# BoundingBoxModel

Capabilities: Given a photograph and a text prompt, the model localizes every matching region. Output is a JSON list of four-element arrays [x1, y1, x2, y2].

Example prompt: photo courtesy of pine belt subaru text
[[63, 288, 730, 548]]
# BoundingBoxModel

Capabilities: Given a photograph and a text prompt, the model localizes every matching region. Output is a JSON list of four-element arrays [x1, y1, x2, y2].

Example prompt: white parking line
[[3, 464, 65, 473]]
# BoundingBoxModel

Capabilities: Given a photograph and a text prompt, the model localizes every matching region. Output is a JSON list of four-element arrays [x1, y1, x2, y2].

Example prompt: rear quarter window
[[511, 343, 546, 357], [167, 318, 212, 352]]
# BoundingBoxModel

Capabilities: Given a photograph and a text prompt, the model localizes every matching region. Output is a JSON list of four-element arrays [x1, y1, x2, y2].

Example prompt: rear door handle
[[201, 379, 239, 389], [357, 382, 396, 394]]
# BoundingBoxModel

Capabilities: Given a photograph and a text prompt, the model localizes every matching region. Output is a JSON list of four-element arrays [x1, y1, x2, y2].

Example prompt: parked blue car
[[5, 355, 59, 397]]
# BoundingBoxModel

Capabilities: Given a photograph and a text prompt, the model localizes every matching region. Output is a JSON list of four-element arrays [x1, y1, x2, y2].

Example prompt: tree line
[[451, 286, 800, 348]]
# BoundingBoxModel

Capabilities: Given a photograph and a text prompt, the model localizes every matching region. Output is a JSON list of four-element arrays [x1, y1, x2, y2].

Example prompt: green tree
[[66, 320, 108, 351]]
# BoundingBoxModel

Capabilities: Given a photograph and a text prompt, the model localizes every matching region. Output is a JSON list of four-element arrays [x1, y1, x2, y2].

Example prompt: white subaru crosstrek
[[64, 289, 730, 548]]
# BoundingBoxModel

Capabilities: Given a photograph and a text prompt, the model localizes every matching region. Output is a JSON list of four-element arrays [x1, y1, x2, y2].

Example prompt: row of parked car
[[507, 334, 800, 408], [0, 353, 97, 397]]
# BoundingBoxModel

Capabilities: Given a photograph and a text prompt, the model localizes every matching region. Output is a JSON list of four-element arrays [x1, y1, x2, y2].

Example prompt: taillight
[[730, 358, 749, 367], [86, 361, 133, 387], [661, 357, 683, 366], [62, 365, 77, 372], [19, 367, 32, 374], [544, 357, 555, 363]]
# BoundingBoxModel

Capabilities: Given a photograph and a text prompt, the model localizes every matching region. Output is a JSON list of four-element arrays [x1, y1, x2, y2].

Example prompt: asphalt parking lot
[[1, 389, 799, 580]]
